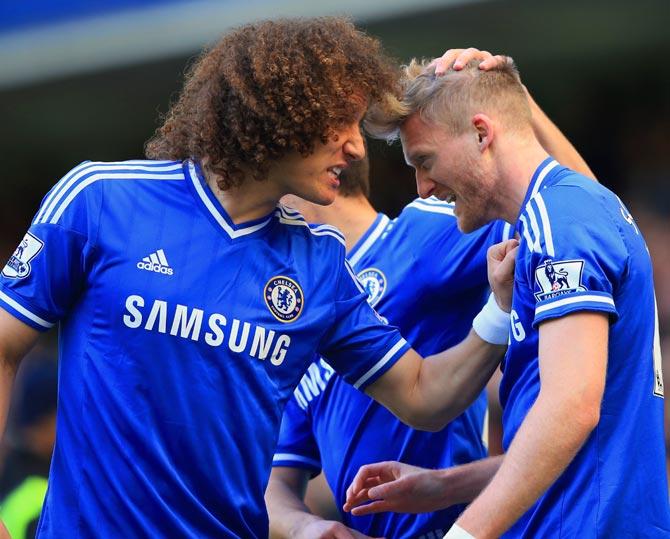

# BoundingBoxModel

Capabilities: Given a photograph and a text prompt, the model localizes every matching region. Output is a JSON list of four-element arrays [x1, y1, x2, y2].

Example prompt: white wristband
[[472, 293, 510, 345], [443, 524, 476, 539]]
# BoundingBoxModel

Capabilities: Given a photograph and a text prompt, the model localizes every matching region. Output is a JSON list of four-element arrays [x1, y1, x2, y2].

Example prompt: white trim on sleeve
[[0, 290, 55, 329], [536, 294, 615, 316], [353, 337, 408, 390], [272, 453, 321, 469]]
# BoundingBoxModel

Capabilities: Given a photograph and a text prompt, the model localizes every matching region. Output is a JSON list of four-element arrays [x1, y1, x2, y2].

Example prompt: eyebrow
[[405, 153, 428, 167]]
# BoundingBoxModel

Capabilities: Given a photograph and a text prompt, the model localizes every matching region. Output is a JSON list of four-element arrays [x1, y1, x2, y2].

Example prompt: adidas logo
[[136, 249, 174, 276]]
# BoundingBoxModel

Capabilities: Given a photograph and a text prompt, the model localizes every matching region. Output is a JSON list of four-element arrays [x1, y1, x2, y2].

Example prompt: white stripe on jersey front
[[533, 193, 555, 257], [535, 294, 615, 315], [353, 337, 408, 390], [0, 290, 54, 329], [35, 161, 183, 225], [187, 161, 273, 239], [347, 214, 390, 268], [529, 159, 559, 199], [272, 453, 320, 468]]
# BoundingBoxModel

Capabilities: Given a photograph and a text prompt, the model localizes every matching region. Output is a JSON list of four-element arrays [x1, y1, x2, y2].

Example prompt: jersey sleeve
[[520, 184, 625, 328], [272, 395, 322, 478], [318, 257, 410, 391], [0, 162, 100, 331]]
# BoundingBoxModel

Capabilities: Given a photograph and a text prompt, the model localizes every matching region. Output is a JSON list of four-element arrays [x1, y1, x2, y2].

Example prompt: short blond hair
[[365, 58, 531, 141]]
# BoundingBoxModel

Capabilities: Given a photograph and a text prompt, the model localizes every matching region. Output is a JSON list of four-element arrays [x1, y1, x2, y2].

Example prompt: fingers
[[350, 500, 395, 517], [430, 49, 464, 75], [479, 54, 513, 71], [496, 245, 519, 279], [343, 487, 372, 512], [345, 462, 395, 504], [431, 48, 513, 76], [487, 239, 519, 263]]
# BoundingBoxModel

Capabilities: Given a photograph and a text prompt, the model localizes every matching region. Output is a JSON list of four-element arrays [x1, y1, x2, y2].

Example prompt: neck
[[494, 137, 550, 223], [299, 195, 378, 253], [204, 168, 282, 224]]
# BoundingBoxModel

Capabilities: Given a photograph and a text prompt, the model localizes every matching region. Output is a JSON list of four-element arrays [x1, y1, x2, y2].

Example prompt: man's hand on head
[[430, 47, 515, 75]]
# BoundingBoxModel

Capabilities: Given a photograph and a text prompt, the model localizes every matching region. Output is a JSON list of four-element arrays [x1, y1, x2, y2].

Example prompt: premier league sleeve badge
[[2, 231, 44, 279]]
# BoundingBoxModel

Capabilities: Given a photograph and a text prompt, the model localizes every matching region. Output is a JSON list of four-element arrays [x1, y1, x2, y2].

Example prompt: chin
[[456, 214, 487, 234], [303, 190, 337, 207]]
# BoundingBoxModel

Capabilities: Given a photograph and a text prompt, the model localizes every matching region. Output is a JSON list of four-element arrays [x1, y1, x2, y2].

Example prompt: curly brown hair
[[145, 17, 399, 190]]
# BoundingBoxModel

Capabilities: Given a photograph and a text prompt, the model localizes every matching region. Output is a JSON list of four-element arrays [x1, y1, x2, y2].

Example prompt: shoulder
[[519, 172, 626, 259], [275, 204, 346, 250], [530, 170, 615, 219], [33, 160, 185, 227]]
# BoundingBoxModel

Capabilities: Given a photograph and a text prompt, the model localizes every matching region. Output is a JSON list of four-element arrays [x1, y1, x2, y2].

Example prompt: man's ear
[[472, 113, 494, 152]]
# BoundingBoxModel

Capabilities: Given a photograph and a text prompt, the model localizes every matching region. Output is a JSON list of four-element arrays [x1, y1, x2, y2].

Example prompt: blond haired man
[[345, 55, 670, 538]]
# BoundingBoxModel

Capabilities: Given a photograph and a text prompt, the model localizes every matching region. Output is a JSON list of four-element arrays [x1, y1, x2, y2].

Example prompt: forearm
[[0, 359, 18, 439], [266, 475, 320, 539], [0, 308, 41, 439], [414, 331, 505, 430], [438, 455, 503, 506], [455, 395, 596, 538], [526, 87, 596, 180]]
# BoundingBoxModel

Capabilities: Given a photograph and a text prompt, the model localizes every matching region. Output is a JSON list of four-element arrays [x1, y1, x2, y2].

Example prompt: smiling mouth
[[327, 166, 344, 178]]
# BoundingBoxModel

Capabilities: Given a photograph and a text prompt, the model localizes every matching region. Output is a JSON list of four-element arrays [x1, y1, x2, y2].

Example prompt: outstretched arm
[[0, 308, 41, 442], [0, 308, 42, 539], [343, 456, 503, 516], [452, 312, 607, 538]]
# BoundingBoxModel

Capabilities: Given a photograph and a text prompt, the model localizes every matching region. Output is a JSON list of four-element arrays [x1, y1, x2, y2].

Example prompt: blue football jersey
[[273, 199, 511, 538], [0, 160, 411, 539], [500, 157, 670, 537]]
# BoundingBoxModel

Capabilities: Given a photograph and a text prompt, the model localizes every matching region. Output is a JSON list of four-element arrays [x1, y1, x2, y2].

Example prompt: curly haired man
[[0, 19, 516, 538]]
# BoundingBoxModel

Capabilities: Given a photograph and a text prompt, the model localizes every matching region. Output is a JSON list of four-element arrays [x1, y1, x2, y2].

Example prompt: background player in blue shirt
[[344, 54, 670, 537], [0, 20, 518, 538], [266, 49, 597, 539]]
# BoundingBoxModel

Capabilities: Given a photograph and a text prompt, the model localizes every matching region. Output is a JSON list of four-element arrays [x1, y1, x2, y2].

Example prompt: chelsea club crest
[[357, 267, 387, 307], [264, 276, 304, 323]]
